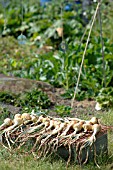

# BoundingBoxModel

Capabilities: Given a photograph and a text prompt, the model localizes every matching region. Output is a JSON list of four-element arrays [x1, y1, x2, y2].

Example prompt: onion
[[38, 115, 44, 122], [83, 124, 93, 132], [30, 115, 38, 123], [0, 118, 13, 130], [73, 120, 85, 132], [14, 114, 21, 119], [21, 113, 31, 121], [92, 124, 101, 135], [4, 118, 13, 126], [88, 124, 102, 143], [5, 117, 23, 132], [85, 121, 93, 125], [42, 117, 50, 123], [44, 121, 50, 127], [90, 117, 99, 125], [13, 117, 23, 126], [53, 120, 61, 127]]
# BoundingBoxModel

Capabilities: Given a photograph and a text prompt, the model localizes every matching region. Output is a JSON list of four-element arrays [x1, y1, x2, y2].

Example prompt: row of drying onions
[[0, 113, 101, 138], [0, 113, 102, 165]]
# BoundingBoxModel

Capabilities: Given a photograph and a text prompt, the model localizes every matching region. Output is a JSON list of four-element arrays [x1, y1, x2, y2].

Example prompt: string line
[[71, 1, 102, 108]]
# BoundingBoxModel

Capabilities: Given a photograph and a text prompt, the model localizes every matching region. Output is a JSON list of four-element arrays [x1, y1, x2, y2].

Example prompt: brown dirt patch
[[0, 74, 98, 117]]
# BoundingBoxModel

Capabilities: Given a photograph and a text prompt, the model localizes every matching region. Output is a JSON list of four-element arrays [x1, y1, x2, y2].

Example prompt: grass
[[0, 109, 113, 170]]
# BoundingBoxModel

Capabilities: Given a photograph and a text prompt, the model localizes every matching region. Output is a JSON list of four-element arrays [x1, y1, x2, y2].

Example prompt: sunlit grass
[[0, 145, 113, 170]]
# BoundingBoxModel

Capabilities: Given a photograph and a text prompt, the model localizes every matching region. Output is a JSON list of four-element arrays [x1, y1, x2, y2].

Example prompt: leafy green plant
[[1, 35, 113, 101], [0, 89, 51, 111], [17, 89, 51, 109], [55, 105, 71, 117], [0, 1, 113, 102], [96, 87, 113, 109], [0, 92, 16, 104], [0, 0, 84, 46]]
